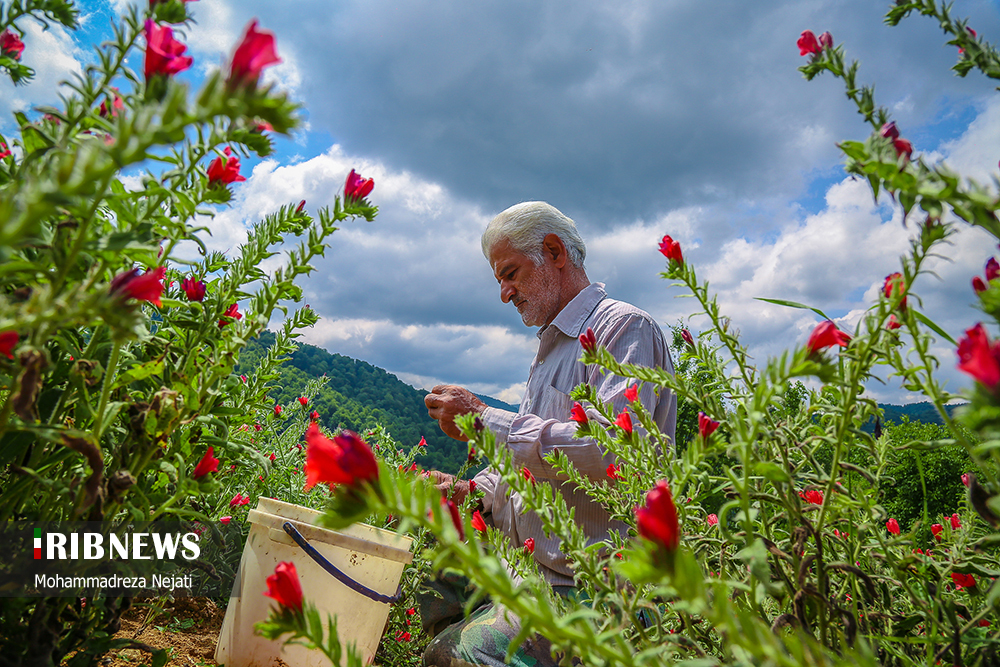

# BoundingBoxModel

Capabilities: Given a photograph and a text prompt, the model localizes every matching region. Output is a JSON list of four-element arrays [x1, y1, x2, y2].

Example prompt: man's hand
[[425, 470, 472, 505], [424, 384, 487, 441]]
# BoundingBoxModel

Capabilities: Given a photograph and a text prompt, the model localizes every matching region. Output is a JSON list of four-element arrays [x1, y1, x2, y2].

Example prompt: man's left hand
[[424, 385, 487, 441]]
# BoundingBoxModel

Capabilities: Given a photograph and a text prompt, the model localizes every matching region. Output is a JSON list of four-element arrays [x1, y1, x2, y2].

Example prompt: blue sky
[[3, 0, 999, 407]]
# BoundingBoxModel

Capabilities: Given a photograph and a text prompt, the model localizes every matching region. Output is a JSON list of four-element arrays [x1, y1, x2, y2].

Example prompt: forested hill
[[235, 331, 516, 474]]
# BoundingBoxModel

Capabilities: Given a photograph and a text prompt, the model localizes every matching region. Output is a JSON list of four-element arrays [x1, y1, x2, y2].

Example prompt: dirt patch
[[106, 597, 225, 667]]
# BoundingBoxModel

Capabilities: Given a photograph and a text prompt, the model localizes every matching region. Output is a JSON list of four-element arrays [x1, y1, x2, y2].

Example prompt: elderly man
[[422, 201, 676, 667]]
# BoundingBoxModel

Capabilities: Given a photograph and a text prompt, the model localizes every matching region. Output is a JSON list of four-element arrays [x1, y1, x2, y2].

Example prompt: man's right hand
[[426, 470, 472, 505], [424, 384, 487, 441]]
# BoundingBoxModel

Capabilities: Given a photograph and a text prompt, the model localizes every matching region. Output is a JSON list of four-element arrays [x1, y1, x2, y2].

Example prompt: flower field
[[2, 1, 1000, 666]]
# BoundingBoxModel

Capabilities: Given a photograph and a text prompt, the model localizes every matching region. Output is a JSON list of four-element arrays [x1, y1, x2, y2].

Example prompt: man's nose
[[500, 280, 515, 303]]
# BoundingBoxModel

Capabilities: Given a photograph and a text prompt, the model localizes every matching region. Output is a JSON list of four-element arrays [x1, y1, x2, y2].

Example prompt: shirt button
[[538, 359, 545, 365]]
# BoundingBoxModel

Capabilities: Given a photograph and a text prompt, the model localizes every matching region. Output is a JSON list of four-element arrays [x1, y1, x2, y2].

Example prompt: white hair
[[481, 202, 586, 268]]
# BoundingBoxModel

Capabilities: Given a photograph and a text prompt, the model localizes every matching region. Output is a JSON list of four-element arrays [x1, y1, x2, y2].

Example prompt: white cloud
[[0, 21, 84, 126]]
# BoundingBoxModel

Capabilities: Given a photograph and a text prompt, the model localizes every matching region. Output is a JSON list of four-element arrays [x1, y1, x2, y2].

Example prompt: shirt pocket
[[540, 382, 574, 422]]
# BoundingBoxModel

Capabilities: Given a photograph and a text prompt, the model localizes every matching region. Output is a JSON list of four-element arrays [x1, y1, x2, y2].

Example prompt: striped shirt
[[475, 282, 676, 585]]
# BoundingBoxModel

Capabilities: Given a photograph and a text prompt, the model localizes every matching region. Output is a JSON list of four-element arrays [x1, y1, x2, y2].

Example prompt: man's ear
[[542, 233, 568, 269]]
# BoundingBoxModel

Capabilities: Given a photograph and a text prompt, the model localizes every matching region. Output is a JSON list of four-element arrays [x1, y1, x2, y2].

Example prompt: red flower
[[310, 410, 319, 421], [298, 396, 308, 406], [469, 480, 477, 494], [658, 235, 683, 265], [219, 303, 242, 328], [607, 463, 622, 480], [615, 410, 633, 434], [931, 523, 943, 541], [886, 518, 900, 535], [111, 266, 166, 307], [0, 140, 10, 159], [698, 412, 719, 438], [624, 384, 638, 403], [144, 20, 193, 82], [522, 467, 535, 484], [441, 496, 464, 540], [892, 138, 913, 161], [418, 436, 427, 447], [0, 29, 25, 60], [952, 572, 976, 590], [986, 257, 1000, 281], [395, 631, 412, 642], [192, 446, 219, 479], [406, 607, 416, 616], [800, 489, 823, 505], [887, 315, 902, 330], [957, 323, 1000, 391], [274, 404, 282, 417], [797, 30, 822, 56], [523, 538, 535, 554], [207, 147, 246, 185], [99, 92, 124, 118], [636, 480, 680, 552], [681, 329, 694, 347], [706, 513, 718, 526], [181, 277, 206, 301], [570, 402, 589, 425], [980, 619, 992, 627], [268, 453, 276, 462], [950, 513, 961, 530], [230, 493, 250, 508], [303, 423, 378, 489], [958, 27, 977, 55], [880, 122, 899, 140], [264, 561, 304, 611], [807, 320, 851, 353], [220, 516, 232, 524], [228, 20, 281, 88], [344, 169, 374, 201], [471, 509, 487, 532], [0, 330, 18, 359], [468, 446, 476, 462], [962, 473, 971, 487], [295, 199, 306, 213], [579, 327, 597, 353]]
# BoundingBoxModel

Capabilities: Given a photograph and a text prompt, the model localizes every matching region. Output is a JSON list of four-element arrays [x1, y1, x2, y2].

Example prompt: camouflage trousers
[[418, 571, 577, 667]]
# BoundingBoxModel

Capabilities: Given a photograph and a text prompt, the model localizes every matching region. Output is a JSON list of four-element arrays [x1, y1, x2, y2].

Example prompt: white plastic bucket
[[215, 497, 413, 667]]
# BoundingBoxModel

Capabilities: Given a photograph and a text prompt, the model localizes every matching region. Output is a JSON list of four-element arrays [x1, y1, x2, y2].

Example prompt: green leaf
[[912, 311, 957, 346], [754, 297, 831, 321]]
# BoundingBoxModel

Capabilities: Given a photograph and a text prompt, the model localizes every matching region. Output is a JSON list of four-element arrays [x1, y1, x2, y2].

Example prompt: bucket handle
[[282, 521, 404, 605]]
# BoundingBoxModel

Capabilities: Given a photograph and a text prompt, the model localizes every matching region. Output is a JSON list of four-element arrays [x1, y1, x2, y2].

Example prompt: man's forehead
[[489, 239, 524, 272]]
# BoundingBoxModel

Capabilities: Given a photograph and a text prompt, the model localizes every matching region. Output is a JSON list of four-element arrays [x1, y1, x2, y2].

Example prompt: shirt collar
[[538, 283, 607, 339]]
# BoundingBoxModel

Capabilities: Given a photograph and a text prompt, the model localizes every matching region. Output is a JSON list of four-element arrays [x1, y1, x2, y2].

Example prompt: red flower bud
[[636, 480, 680, 552], [469, 480, 477, 493], [0, 330, 18, 360], [886, 518, 900, 535], [797, 30, 822, 56], [220, 516, 232, 524], [570, 402, 589, 425], [181, 277, 206, 301], [624, 384, 638, 403], [192, 446, 219, 479], [615, 410, 633, 434], [817, 31, 833, 49], [658, 235, 683, 265], [228, 20, 281, 88], [579, 327, 597, 353], [807, 320, 851, 353], [264, 561, 304, 611], [880, 122, 899, 140], [706, 514, 718, 526], [698, 412, 719, 438], [523, 538, 535, 554], [522, 467, 535, 484], [274, 404, 282, 416], [418, 436, 427, 447], [950, 513, 961, 530], [987, 257, 1000, 281], [441, 496, 464, 540], [471, 509, 487, 533], [887, 315, 902, 330], [957, 323, 1000, 392], [681, 328, 694, 347], [144, 20, 193, 82], [0, 29, 25, 61], [893, 138, 913, 161], [931, 523, 943, 541], [962, 473, 971, 487], [344, 168, 374, 200], [299, 396, 308, 406], [607, 463, 622, 480]]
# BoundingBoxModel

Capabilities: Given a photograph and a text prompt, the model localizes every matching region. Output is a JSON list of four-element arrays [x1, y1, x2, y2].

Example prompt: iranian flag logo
[[34, 528, 42, 559]]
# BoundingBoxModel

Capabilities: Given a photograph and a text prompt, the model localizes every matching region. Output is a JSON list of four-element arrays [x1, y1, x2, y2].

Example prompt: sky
[[2, 0, 999, 407]]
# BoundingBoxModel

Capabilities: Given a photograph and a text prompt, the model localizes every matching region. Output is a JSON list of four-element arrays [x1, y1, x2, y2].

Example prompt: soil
[[106, 597, 226, 667]]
